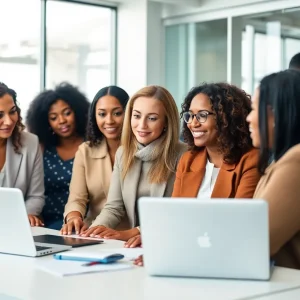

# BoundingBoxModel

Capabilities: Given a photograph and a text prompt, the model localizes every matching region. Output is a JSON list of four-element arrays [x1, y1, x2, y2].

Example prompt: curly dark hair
[[181, 82, 252, 164], [86, 85, 129, 147], [26, 82, 90, 148], [0, 82, 25, 152]]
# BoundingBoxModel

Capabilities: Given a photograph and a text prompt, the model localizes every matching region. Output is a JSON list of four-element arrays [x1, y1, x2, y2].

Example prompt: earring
[[163, 127, 167, 132]]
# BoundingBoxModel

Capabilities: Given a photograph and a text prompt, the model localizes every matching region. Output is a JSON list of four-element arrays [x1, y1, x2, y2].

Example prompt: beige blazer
[[6, 131, 45, 215], [254, 144, 300, 269], [64, 140, 114, 225], [91, 142, 187, 229]]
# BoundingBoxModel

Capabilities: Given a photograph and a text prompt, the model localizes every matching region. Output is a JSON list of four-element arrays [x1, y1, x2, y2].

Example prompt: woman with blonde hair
[[81, 85, 187, 241]]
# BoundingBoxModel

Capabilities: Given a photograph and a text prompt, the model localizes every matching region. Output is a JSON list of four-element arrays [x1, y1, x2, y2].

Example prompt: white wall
[[116, 0, 164, 96], [117, 0, 148, 95]]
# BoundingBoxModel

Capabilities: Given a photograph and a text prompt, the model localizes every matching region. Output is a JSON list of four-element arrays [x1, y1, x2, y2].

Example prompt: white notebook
[[36, 259, 133, 277]]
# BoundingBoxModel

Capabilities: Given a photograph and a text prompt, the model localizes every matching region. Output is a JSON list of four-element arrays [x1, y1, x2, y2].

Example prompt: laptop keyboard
[[35, 245, 51, 251]]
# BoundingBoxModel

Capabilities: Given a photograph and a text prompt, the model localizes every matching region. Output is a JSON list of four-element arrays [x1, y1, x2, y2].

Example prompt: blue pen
[[53, 253, 124, 264]]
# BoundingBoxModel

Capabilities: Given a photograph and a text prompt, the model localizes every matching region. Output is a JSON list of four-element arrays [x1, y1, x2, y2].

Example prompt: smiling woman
[[26, 82, 90, 229], [0, 82, 45, 227], [172, 82, 261, 199], [61, 86, 129, 235]]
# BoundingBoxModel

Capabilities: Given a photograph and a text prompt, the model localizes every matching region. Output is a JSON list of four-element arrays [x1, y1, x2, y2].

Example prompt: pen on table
[[82, 261, 102, 267]]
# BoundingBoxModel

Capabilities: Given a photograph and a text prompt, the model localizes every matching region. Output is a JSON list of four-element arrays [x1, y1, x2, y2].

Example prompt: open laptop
[[0, 188, 71, 257], [139, 197, 270, 280]]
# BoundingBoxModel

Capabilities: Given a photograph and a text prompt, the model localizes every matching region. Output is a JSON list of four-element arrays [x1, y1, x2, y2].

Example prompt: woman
[[247, 70, 300, 270], [61, 86, 129, 235], [81, 85, 187, 241], [0, 82, 44, 226], [172, 82, 260, 199], [126, 82, 261, 263], [26, 83, 90, 229]]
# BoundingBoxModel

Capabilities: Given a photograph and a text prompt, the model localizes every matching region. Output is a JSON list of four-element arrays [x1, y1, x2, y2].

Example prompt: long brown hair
[[121, 85, 180, 184], [0, 82, 25, 152]]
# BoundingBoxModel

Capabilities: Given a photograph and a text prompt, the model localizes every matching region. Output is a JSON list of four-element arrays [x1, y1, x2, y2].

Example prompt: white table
[[0, 227, 300, 300]]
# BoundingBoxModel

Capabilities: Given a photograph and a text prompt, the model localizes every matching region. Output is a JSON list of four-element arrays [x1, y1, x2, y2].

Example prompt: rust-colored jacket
[[172, 148, 260, 199]]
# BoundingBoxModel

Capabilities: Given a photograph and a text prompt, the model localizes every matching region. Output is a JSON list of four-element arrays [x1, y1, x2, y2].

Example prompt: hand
[[134, 255, 144, 266], [28, 215, 44, 227], [60, 217, 88, 235], [124, 234, 142, 248], [80, 226, 123, 239]]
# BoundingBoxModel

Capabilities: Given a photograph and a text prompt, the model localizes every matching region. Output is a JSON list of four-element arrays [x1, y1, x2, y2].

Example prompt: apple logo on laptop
[[197, 232, 212, 248]]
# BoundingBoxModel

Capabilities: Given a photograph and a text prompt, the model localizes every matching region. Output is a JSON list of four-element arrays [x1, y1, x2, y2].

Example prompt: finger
[[124, 237, 135, 248], [74, 220, 82, 235], [102, 232, 119, 239], [29, 217, 35, 227], [96, 229, 113, 238], [67, 222, 75, 235], [34, 217, 43, 227], [60, 224, 68, 235], [80, 223, 89, 234], [89, 227, 106, 237], [134, 255, 144, 266], [38, 219, 44, 227], [131, 238, 141, 248], [81, 226, 103, 237]]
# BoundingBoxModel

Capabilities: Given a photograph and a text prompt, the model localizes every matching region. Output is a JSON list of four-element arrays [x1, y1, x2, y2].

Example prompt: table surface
[[0, 227, 300, 300]]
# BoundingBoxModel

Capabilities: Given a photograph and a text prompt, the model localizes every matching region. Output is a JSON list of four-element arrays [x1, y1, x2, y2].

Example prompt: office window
[[240, 9, 300, 94], [165, 19, 227, 109], [46, 1, 115, 101], [0, 0, 40, 118]]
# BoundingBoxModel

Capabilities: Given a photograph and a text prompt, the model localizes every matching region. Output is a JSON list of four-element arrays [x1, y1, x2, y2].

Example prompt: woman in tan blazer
[[247, 70, 300, 270], [61, 86, 129, 235], [81, 86, 187, 241], [0, 82, 44, 227]]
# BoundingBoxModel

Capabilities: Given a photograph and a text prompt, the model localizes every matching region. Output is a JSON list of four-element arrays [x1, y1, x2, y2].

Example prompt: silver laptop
[[139, 197, 270, 280], [0, 188, 71, 257]]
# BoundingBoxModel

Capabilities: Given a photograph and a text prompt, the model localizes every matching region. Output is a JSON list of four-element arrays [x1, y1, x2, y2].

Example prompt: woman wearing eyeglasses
[[172, 82, 260, 199]]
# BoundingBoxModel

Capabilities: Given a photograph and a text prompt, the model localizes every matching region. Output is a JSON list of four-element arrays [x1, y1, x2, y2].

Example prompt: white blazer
[[6, 131, 45, 215]]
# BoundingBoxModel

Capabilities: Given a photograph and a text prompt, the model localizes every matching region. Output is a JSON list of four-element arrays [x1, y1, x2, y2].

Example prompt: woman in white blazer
[[0, 82, 44, 226], [81, 85, 187, 242]]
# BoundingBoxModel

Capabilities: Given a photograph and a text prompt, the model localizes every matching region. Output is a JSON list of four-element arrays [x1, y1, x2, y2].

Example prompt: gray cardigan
[[6, 131, 45, 215], [91, 142, 187, 228]]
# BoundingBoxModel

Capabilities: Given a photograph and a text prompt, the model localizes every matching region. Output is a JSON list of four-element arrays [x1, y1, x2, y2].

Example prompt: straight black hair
[[258, 69, 300, 173], [86, 85, 129, 147]]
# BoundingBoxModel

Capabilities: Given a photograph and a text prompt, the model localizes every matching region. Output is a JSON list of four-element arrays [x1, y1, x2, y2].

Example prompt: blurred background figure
[[289, 53, 300, 70], [26, 82, 90, 229]]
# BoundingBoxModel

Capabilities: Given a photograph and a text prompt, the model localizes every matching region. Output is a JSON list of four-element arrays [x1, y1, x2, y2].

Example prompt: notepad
[[36, 259, 133, 277], [53, 248, 144, 262]]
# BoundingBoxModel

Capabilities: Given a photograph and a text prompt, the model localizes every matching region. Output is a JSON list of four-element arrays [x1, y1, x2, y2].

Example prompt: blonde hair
[[121, 85, 180, 184]]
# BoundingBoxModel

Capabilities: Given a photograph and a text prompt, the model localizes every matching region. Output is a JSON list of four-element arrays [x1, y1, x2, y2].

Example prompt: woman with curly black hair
[[172, 82, 261, 199], [61, 85, 129, 235], [0, 82, 44, 226], [26, 82, 90, 229]]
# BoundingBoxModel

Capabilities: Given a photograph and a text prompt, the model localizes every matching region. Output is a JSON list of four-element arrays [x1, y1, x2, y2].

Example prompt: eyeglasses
[[182, 111, 214, 124]]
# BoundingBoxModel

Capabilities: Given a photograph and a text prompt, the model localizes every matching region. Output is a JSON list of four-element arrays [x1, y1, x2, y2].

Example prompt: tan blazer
[[172, 148, 260, 199], [91, 142, 187, 228], [254, 144, 300, 270], [64, 140, 113, 225], [6, 131, 45, 215]]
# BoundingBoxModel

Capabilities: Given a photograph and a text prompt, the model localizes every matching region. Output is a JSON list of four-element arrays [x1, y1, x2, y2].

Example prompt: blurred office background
[[1, 0, 300, 115]]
